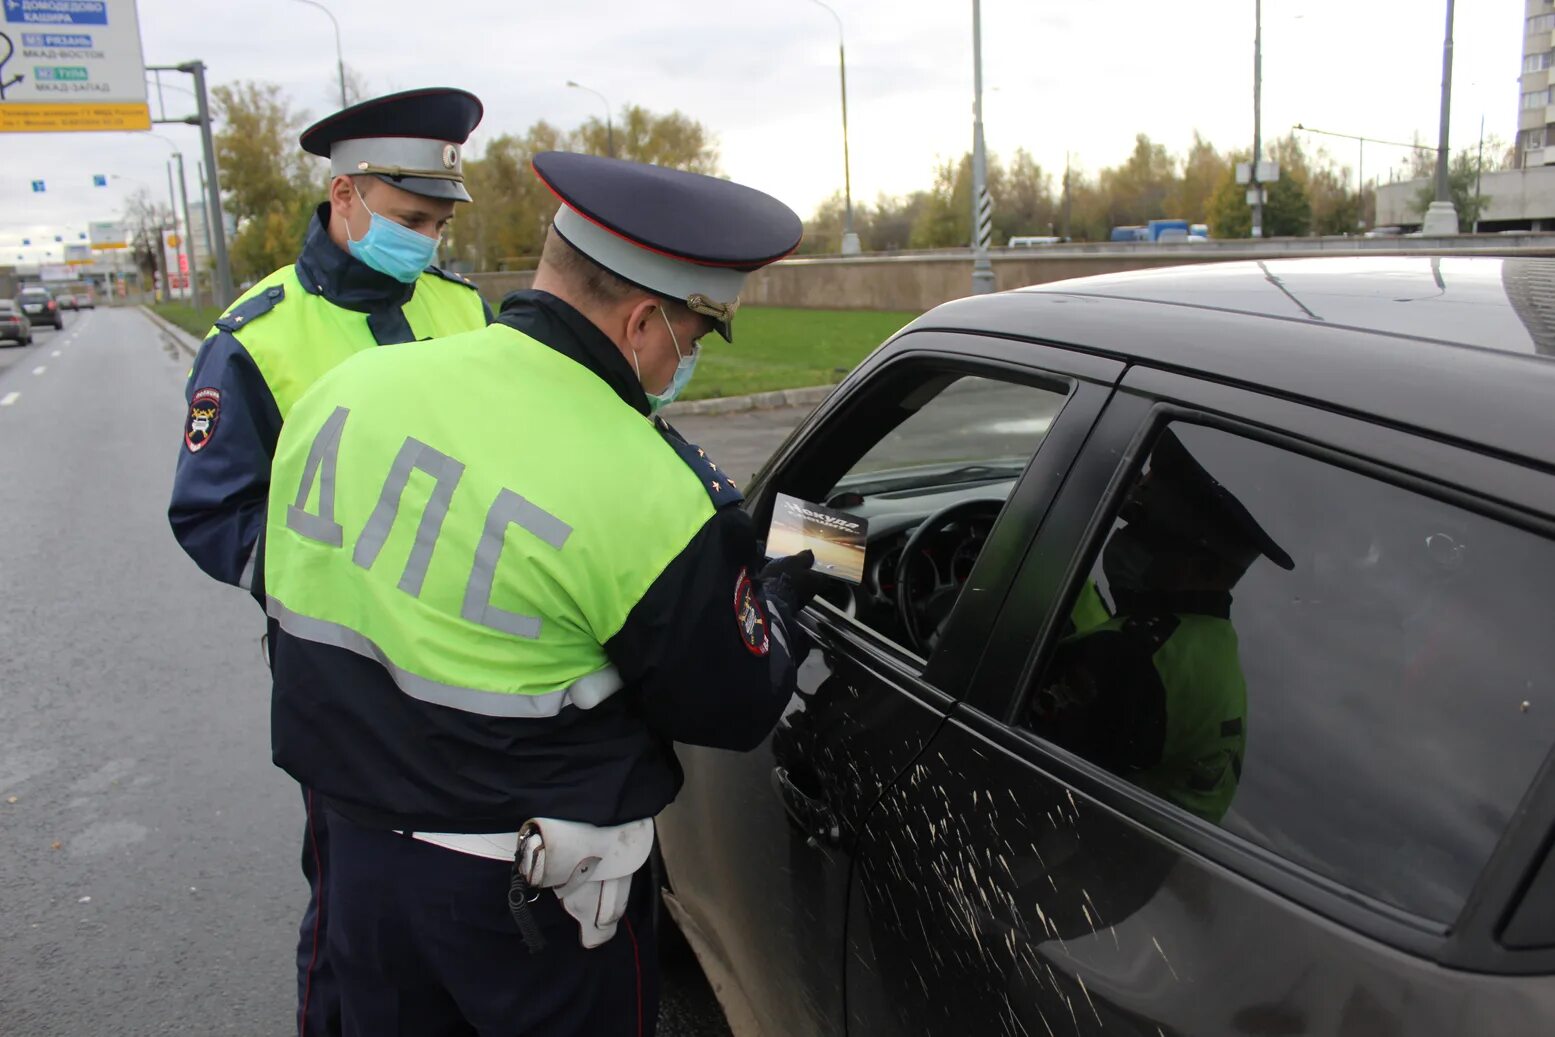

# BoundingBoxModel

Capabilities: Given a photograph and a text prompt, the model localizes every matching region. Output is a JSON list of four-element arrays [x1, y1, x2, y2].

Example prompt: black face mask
[[1102, 524, 1155, 595]]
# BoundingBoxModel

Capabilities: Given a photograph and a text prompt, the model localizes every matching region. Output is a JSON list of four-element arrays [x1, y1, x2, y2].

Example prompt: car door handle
[[771, 766, 841, 848]]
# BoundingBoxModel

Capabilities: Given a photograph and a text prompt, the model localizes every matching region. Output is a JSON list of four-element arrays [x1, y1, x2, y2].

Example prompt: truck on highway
[[1110, 219, 1209, 243]]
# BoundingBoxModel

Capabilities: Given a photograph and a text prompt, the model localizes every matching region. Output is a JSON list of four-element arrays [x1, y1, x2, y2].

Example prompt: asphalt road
[[0, 306, 806, 1037]]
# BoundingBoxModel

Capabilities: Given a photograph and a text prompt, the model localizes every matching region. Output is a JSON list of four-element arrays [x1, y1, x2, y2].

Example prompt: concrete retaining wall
[[467, 235, 1555, 314]]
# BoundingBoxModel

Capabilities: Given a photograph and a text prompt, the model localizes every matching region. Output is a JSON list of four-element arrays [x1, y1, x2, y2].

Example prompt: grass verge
[[683, 307, 918, 401], [152, 301, 919, 402], [151, 302, 223, 342]]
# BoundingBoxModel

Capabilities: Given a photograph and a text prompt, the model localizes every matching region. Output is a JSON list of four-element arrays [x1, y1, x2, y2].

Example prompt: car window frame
[[962, 363, 1555, 970], [743, 329, 1123, 701]]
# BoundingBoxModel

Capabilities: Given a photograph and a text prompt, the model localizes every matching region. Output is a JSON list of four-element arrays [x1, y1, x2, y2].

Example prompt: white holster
[[516, 817, 655, 949]]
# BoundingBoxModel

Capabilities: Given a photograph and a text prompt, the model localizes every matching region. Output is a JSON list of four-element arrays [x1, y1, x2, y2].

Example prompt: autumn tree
[[1412, 149, 1492, 231], [212, 81, 323, 284], [1099, 134, 1177, 229], [1207, 148, 1312, 238], [449, 108, 719, 270], [1169, 132, 1230, 223], [998, 149, 1059, 240], [572, 106, 719, 174], [122, 188, 174, 283]]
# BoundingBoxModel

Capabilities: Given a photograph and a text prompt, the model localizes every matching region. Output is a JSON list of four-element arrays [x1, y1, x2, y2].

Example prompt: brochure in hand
[[765, 492, 869, 585]]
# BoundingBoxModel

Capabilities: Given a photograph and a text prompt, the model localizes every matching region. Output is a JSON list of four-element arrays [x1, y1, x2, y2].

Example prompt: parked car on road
[[659, 255, 1555, 1037], [0, 299, 32, 346], [16, 287, 61, 330]]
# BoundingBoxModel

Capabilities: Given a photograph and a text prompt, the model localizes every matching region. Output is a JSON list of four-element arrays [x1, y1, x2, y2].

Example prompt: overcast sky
[[0, 0, 1530, 262]]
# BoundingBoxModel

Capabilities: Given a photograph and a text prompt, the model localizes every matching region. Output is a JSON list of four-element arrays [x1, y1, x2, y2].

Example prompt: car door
[[841, 368, 1555, 1035], [657, 331, 1122, 1036]]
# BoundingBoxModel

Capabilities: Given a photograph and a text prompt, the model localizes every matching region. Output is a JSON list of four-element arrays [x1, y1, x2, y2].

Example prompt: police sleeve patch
[[185, 387, 221, 453], [733, 567, 770, 656]]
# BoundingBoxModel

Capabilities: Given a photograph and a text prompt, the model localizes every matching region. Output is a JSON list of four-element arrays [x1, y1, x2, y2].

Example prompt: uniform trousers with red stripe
[[320, 808, 659, 1037]]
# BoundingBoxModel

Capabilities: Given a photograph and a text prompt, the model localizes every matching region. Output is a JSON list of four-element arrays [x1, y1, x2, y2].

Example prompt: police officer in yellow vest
[[263, 152, 820, 1035], [166, 88, 490, 1037], [1035, 429, 1294, 823]]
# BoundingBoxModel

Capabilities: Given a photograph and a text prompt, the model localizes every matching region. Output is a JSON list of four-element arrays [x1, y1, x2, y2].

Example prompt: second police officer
[[166, 88, 491, 1037], [261, 152, 823, 1035]]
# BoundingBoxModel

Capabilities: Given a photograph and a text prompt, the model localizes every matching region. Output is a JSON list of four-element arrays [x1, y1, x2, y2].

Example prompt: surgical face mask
[[346, 184, 439, 284], [1101, 524, 1155, 595], [640, 307, 700, 414]]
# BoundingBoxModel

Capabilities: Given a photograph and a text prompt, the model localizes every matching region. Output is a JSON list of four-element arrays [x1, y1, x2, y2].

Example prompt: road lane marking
[[1, 392, 19, 406], [51, 350, 60, 357], [32, 366, 46, 375]]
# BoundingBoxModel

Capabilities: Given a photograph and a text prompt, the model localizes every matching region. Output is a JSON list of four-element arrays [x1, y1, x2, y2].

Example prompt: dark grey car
[[658, 256, 1555, 1036], [17, 287, 62, 331]]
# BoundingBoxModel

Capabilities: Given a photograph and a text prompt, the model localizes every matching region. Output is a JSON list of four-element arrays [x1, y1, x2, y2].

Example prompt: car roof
[[905, 256, 1555, 472]]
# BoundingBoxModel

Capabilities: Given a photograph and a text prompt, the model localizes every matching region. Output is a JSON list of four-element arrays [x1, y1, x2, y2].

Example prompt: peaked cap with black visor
[[301, 87, 484, 202], [532, 152, 803, 341]]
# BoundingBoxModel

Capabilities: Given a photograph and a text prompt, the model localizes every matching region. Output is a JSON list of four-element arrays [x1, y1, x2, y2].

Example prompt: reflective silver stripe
[[286, 406, 349, 547], [266, 595, 622, 718], [352, 437, 466, 597], [237, 538, 259, 591], [460, 489, 572, 639]]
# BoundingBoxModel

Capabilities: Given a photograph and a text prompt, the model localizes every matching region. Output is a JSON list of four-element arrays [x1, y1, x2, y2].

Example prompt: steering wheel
[[895, 498, 1005, 655]]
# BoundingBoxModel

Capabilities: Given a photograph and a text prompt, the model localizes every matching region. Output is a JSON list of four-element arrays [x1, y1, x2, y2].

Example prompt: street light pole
[[163, 158, 186, 301], [566, 81, 614, 158], [145, 131, 201, 308], [806, 0, 858, 255], [174, 154, 199, 307], [970, 0, 994, 294], [291, 0, 348, 108], [1422, 0, 1459, 235]]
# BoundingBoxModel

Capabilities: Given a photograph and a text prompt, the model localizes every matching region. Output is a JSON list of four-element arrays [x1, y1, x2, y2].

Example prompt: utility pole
[[970, 0, 995, 294], [1422, 0, 1459, 235], [1251, 0, 1264, 239]]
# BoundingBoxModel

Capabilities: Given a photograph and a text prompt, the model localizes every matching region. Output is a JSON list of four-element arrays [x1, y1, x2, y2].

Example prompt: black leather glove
[[758, 550, 827, 616]]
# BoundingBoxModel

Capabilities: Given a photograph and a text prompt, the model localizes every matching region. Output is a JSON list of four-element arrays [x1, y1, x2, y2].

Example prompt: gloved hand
[[758, 550, 827, 616]]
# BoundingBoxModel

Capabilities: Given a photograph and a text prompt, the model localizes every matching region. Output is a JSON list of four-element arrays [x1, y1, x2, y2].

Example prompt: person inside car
[[1032, 429, 1294, 823]]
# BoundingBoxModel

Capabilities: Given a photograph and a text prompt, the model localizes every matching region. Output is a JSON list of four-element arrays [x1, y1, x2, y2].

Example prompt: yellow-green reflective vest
[[212, 265, 488, 418], [264, 323, 716, 716], [1086, 612, 1247, 822]]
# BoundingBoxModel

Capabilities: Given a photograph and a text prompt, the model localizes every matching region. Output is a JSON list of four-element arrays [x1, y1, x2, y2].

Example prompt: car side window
[[1026, 421, 1555, 923], [818, 374, 1070, 655]]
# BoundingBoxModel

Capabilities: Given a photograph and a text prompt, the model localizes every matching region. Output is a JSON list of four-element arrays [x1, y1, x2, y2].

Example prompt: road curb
[[138, 306, 203, 357], [661, 384, 835, 417]]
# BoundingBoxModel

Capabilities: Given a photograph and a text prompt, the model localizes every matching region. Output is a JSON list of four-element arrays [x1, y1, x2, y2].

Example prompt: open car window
[[810, 373, 1070, 658]]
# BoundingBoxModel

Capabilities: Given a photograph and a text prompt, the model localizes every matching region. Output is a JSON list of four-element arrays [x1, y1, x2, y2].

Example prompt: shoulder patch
[[733, 568, 770, 656], [184, 387, 221, 453], [423, 265, 479, 291], [655, 419, 744, 508], [213, 284, 286, 336]]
